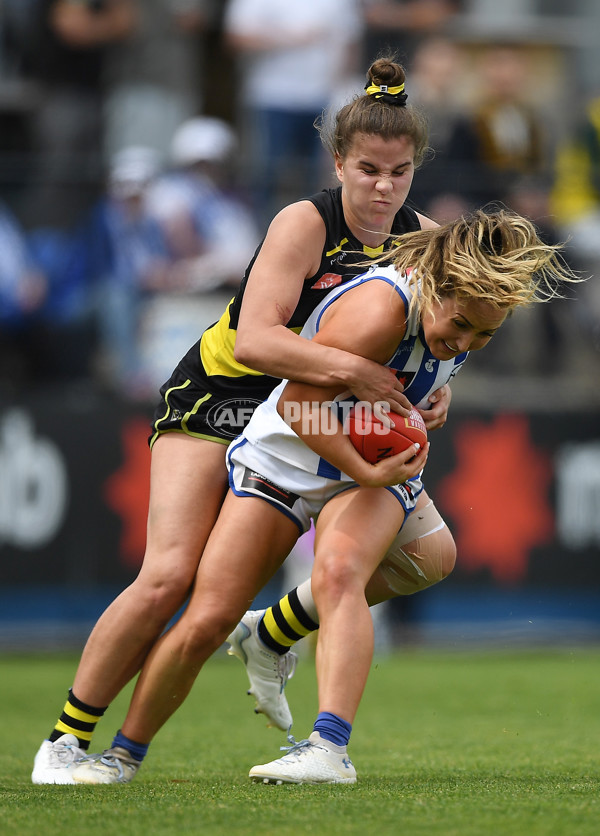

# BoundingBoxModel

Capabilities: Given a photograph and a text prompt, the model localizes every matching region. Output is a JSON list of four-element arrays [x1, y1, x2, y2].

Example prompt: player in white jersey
[[223, 267, 468, 737], [226, 264, 467, 731], [229, 265, 466, 530], [64, 208, 578, 786]]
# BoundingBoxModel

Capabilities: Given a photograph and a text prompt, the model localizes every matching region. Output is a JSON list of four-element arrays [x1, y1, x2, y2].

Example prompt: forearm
[[236, 324, 379, 392]]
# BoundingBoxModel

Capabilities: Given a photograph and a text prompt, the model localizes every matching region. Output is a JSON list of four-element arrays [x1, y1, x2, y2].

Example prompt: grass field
[[1, 647, 599, 835]]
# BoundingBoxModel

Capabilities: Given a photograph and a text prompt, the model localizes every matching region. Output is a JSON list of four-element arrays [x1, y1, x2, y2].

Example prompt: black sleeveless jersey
[[164, 187, 421, 404]]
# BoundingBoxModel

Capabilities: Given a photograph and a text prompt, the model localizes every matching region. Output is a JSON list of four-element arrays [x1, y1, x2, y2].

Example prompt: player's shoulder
[[353, 264, 410, 300], [331, 267, 407, 315], [265, 199, 327, 247], [275, 198, 325, 225]]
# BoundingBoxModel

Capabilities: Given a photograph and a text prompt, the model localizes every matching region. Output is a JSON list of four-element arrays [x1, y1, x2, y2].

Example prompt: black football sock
[[48, 689, 107, 750], [258, 586, 319, 654]]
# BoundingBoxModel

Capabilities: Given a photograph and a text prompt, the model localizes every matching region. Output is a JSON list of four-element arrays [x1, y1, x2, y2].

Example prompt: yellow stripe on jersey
[[200, 304, 261, 378], [362, 243, 385, 258], [327, 237, 388, 260], [325, 238, 349, 257], [200, 304, 303, 379]]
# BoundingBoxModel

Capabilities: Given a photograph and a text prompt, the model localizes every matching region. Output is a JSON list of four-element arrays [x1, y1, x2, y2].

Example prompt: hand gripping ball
[[346, 403, 427, 464]]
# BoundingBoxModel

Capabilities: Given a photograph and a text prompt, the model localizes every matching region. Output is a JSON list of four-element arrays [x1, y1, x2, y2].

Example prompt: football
[[346, 404, 427, 464]]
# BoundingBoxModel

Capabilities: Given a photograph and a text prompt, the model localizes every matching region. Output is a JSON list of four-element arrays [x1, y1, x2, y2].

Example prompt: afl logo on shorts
[[206, 398, 262, 439]]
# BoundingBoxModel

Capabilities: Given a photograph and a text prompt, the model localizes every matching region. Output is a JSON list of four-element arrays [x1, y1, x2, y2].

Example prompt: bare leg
[[120, 493, 300, 743], [311, 487, 405, 724], [72, 434, 229, 707]]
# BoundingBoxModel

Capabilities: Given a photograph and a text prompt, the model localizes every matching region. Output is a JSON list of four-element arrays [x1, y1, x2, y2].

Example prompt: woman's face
[[422, 296, 508, 360], [335, 133, 416, 238]]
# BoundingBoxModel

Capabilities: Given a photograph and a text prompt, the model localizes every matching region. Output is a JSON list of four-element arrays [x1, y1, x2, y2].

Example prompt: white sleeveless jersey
[[240, 265, 468, 481]]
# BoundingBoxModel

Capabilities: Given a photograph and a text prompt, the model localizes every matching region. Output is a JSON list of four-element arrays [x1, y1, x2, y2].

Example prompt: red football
[[346, 404, 427, 464]]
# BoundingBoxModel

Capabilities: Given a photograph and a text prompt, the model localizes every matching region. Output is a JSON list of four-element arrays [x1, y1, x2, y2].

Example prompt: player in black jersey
[[32, 55, 452, 784]]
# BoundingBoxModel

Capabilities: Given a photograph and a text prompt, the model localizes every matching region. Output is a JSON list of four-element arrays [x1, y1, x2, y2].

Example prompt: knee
[[379, 528, 457, 595], [175, 603, 240, 662], [130, 563, 196, 623], [312, 549, 363, 602]]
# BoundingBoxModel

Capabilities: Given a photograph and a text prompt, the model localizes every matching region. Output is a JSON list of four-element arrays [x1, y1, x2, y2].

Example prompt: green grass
[[1, 647, 599, 835]]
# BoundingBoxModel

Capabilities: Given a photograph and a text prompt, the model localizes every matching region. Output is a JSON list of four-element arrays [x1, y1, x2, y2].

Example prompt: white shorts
[[227, 436, 424, 534]]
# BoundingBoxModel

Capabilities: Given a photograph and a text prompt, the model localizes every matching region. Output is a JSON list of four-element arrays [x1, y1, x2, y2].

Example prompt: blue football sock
[[111, 730, 149, 763], [313, 711, 352, 747]]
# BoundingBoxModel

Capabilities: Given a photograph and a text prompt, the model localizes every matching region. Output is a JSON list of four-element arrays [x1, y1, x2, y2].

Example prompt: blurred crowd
[[0, 0, 599, 403]]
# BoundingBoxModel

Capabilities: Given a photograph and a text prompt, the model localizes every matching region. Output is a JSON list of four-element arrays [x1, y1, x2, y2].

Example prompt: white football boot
[[226, 610, 297, 731], [32, 734, 86, 785], [71, 746, 141, 784], [249, 732, 357, 785]]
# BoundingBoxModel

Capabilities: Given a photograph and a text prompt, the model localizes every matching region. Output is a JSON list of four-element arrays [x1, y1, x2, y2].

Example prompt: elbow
[[234, 333, 260, 370]]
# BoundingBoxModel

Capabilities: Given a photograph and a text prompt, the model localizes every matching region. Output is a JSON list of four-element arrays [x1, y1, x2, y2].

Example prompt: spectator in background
[[504, 175, 578, 374], [223, 0, 364, 226], [84, 145, 171, 399], [132, 116, 262, 393], [444, 44, 547, 209], [403, 35, 469, 218], [102, 0, 213, 162], [11, 0, 137, 229], [0, 201, 47, 388], [147, 115, 261, 290], [550, 92, 600, 351], [363, 0, 461, 67]]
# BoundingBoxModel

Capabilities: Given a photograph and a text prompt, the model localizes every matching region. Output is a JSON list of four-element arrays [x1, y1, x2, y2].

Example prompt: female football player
[[67, 208, 577, 785]]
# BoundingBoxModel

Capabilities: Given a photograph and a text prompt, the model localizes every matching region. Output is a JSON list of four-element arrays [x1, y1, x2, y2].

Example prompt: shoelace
[[277, 651, 298, 686], [75, 752, 102, 765], [50, 742, 82, 766], [99, 753, 128, 780], [279, 733, 326, 757], [279, 736, 312, 756]]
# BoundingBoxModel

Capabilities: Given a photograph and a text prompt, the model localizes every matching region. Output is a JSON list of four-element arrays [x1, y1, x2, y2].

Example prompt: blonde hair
[[387, 208, 579, 319]]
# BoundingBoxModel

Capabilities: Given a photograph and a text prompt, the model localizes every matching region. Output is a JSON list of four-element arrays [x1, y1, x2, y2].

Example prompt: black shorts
[[148, 340, 277, 447]]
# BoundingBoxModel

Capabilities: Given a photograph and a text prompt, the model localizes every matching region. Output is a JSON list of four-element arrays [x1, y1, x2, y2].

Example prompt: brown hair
[[317, 57, 430, 167]]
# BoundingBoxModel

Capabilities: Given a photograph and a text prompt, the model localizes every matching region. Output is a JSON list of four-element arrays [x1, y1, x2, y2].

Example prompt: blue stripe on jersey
[[317, 458, 342, 480], [314, 271, 409, 333], [389, 344, 469, 407]]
